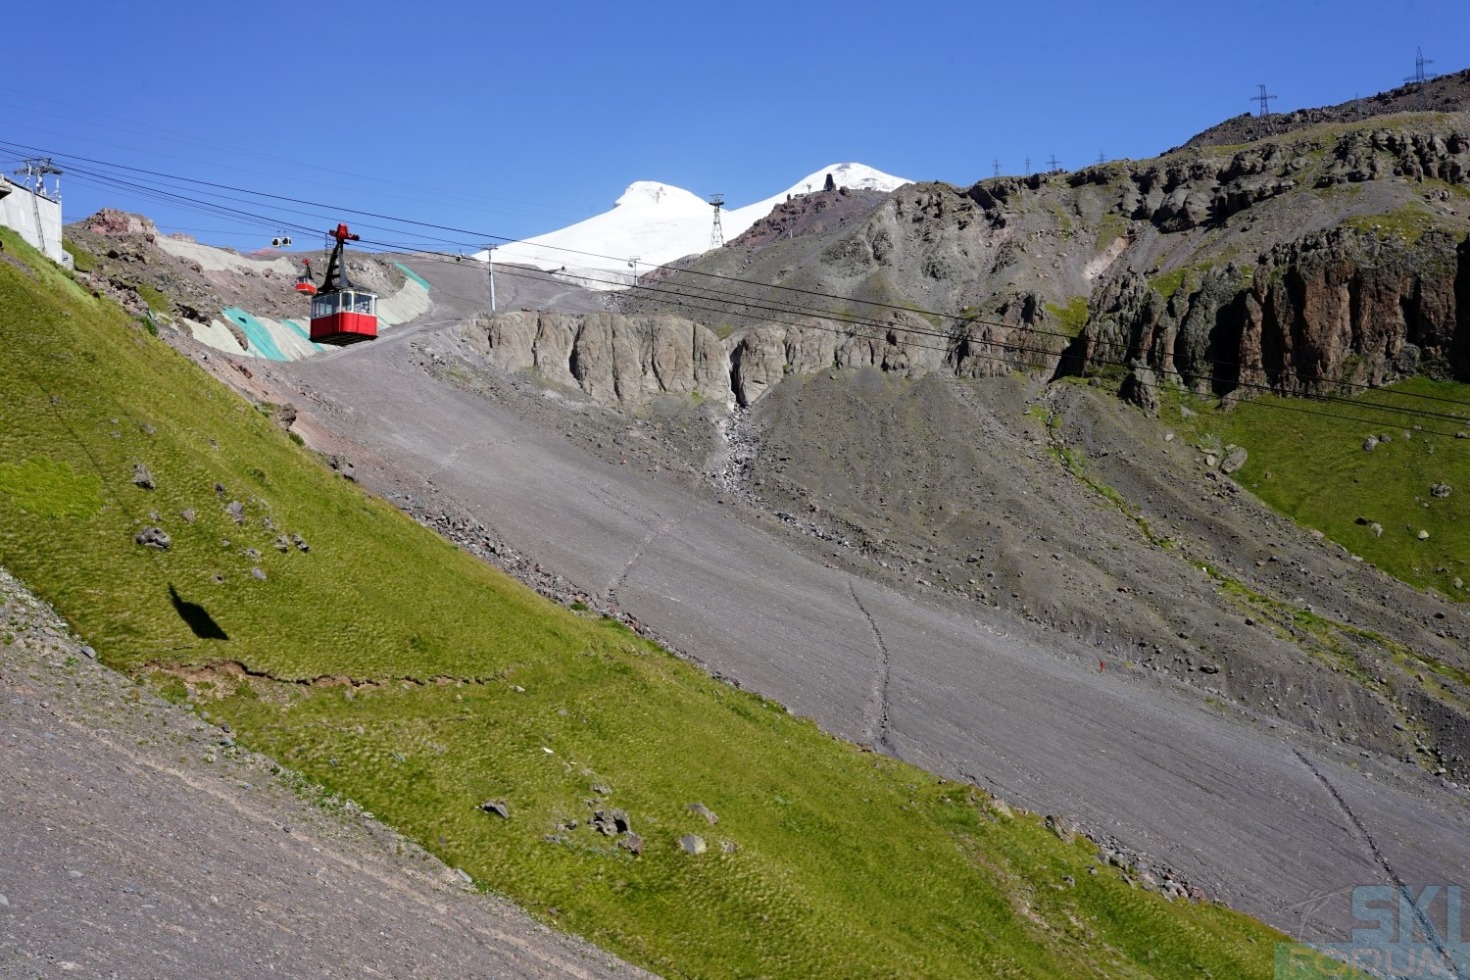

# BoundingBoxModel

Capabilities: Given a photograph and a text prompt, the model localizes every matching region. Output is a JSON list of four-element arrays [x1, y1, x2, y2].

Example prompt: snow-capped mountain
[[483, 163, 908, 290]]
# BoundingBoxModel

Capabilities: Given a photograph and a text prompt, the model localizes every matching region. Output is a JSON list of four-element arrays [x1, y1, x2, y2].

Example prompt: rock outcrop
[[467, 310, 730, 411], [1079, 227, 1469, 397]]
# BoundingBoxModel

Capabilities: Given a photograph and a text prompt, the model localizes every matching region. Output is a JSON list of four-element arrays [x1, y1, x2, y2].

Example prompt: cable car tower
[[308, 223, 378, 345], [709, 194, 725, 248]]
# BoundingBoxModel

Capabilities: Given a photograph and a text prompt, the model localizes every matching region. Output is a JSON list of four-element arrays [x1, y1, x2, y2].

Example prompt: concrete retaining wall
[[0, 176, 69, 267]]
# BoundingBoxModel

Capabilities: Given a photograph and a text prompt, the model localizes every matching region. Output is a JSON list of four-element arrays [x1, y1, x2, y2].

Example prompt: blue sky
[[2, 0, 1466, 253]]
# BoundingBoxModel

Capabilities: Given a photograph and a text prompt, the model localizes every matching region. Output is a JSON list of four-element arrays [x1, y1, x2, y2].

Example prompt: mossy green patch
[[62, 238, 98, 273], [0, 457, 104, 518], [1344, 201, 1448, 244], [1045, 296, 1089, 338]]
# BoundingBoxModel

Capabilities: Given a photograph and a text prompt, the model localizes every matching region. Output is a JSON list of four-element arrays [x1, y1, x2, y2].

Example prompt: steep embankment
[[1, 226, 1289, 978]]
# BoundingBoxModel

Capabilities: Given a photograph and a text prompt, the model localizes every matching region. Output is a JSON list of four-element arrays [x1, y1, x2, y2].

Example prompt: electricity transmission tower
[[1047, 155, 1061, 173], [1253, 84, 1277, 118], [1405, 47, 1435, 108], [708, 194, 725, 248], [1406, 46, 1435, 85], [993, 160, 1001, 178]]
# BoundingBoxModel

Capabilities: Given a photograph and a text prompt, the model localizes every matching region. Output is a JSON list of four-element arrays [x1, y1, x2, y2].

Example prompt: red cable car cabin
[[309, 223, 378, 345]]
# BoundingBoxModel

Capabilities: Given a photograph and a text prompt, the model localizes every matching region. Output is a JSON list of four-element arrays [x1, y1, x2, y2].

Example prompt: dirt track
[[269, 267, 1470, 945]]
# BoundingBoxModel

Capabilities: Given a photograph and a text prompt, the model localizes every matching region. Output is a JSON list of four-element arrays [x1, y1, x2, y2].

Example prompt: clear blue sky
[[1, 0, 1466, 253]]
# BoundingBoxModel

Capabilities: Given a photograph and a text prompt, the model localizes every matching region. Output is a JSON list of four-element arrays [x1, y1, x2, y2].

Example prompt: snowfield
[[482, 163, 908, 290]]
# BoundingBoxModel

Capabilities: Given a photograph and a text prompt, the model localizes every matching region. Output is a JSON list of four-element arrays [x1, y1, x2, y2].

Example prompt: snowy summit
[[485, 163, 908, 290]]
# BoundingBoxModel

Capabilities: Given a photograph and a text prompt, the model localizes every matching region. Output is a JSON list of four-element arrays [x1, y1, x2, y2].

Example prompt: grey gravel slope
[[282, 330, 1470, 945]]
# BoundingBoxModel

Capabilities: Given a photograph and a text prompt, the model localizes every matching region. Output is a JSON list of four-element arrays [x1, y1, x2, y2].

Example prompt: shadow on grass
[[168, 584, 228, 640]]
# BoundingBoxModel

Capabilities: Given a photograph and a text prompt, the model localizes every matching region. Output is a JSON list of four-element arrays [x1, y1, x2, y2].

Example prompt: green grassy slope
[[1174, 381, 1470, 598], [0, 228, 1286, 977]]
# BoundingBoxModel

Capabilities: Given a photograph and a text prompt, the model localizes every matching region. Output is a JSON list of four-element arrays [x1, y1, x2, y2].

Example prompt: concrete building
[[0, 173, 70, 267]]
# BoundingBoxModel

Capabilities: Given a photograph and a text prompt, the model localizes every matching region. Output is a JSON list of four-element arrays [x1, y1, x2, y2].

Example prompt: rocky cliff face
[[468, 298, 1072, 412], [466, 310, 730, 411], [1080, 227, 1470, 407]]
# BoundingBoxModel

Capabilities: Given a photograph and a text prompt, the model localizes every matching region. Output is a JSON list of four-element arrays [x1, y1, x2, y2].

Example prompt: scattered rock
[[251, 567, 267, 581], [1363, 436, 1378, 452], [1430, 483, 1452, 498], [274, 535, 291, 553], [685, 802, 719, 825], [1219, 446, 1248, 474], [1418, 529, 1431, 541], [80, 646, 96, 660], [679, 834, 707, 855], [478, 800, 510, 819], [226, 500, 245, 524], [131, 463, 155, 489], [617, 832, 643, 855], [1044, 814, 1076, 842], [134, 527, 170, 550], [592, 809, 630, 836], [291, 534, 310, 553], [180, 508, 196, 524]]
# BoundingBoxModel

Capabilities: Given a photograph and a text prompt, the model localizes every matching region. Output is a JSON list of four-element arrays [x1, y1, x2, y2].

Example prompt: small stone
[[1362, 436, 1378, 452], [720, 840, 739, 854], [291, 534, 310, 553], [131, 463, 155, 489], [1430, 483, 1452, 498], [679, 834, 707, 855], [479, 800, 510, 819], [274, 535, 291, 553], [0, 893, 8, 908], [80, 646, 96, 660], [251, 567, 267, 581], [226, 500, 245, 524], [617, 832, 643, 855], [593, 809, 630, 835], [1220, 446, 1248, 474], [68, 870, 83, 879], [454, 868, 472, 883], [180, 508, 196, 524], [134, 527, 171, 550], [1418, 529, 1430, 540]]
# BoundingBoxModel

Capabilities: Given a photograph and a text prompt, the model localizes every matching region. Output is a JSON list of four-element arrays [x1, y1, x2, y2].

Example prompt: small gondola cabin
[[308, 223, 378, 345]]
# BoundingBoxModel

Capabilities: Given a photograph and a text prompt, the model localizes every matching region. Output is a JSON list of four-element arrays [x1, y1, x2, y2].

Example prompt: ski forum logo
[[1276, 884, 1468, 978]]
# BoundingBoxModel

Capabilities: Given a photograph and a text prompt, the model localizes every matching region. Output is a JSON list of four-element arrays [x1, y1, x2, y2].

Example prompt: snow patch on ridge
[[486, 163, 909, 291]]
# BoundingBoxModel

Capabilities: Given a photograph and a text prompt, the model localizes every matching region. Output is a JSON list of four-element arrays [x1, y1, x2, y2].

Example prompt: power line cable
[[33, 140, 1470, 426]]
